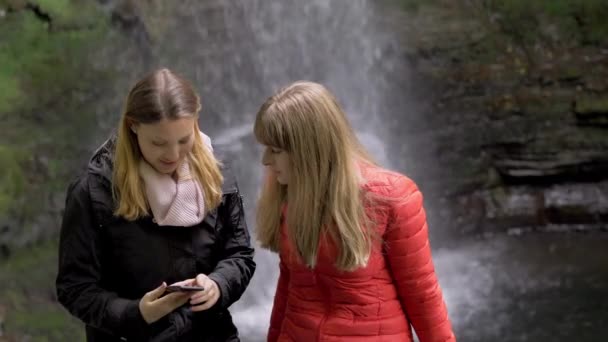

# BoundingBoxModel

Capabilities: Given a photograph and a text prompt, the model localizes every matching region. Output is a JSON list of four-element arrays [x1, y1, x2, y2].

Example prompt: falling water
[[80, 0, 608, 340], [96, 1, 419, 340], [157, 1, 408, 340]]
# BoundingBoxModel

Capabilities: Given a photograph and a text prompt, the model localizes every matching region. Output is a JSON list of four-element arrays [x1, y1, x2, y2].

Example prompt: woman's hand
[[190, 274, 221, 311], [138, 282, 191, 324]]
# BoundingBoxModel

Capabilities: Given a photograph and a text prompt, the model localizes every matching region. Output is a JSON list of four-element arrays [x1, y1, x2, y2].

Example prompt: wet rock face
[[574, 94, 608, 126], [391, 3, 608, 237], [451, 182, 608, 235], [461, 81, 608, 234], [486, 141, 608, 184]]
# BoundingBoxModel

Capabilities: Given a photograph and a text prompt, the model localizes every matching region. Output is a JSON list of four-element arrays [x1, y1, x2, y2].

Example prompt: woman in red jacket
[[254, 81, 456, 342]]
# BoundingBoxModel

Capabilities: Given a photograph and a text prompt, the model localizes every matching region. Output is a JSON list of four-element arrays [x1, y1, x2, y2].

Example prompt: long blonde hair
[[113, 68, 223, 220], [254, 81, 375, 271]]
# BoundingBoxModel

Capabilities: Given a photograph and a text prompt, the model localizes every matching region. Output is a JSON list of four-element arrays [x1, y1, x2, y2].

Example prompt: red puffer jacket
[[268, 165, 455, 342]]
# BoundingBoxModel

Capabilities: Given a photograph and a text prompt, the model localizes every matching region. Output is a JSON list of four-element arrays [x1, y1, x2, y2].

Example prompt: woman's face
[[133, 117, 196, 174], [261, 146, 291, 185]]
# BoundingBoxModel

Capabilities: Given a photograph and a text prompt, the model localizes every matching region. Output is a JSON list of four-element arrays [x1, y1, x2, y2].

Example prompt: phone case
[[165, 285, 205, 293]]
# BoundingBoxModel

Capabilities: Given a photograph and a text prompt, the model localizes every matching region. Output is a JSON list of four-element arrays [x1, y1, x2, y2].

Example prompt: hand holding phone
[[140, 282, 191, 324], [165, 285, 205, 293]]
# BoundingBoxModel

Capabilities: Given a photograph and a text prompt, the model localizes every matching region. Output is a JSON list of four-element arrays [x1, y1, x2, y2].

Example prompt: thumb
[[195, 274, 208, 285], [144, 282, 167, 301]]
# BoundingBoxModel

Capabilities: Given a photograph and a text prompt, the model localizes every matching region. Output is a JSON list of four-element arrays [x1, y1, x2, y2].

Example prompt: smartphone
[[165, 285, 205, 293]]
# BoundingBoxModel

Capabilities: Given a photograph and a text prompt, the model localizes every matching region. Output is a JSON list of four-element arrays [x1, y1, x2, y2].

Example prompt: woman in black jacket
[[56, 68, 256, 341]]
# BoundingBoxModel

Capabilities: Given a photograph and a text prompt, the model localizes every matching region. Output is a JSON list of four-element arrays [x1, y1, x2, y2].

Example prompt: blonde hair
[[113, 68, 223, 220], [254, 81, 375, 271]]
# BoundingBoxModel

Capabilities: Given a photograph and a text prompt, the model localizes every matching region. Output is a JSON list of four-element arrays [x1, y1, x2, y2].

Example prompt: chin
[[154, 165, 177, 174]]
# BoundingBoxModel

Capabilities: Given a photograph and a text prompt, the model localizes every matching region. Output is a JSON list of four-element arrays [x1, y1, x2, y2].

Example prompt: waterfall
[[98, 1, 412, 340]]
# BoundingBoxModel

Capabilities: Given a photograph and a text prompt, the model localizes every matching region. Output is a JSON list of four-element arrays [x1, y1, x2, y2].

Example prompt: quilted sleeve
[[383, 176, 456, 342]]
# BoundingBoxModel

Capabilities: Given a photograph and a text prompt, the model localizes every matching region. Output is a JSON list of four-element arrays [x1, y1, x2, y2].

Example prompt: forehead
[[254, 114, 290, 149], [138, 118, 195, 138]]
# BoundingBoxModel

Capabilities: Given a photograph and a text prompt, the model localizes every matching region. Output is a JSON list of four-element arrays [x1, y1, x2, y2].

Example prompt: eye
[[179, 136, 191, 145], [152, 141, 166, 147], [270, 147, 282, 154]]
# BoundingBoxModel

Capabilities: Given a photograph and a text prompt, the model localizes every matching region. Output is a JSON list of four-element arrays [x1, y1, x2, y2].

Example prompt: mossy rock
[[0, 0, 27, 10], [0, 0, 104, 27], [0, 8, 108, 115], [514, 90, 573, 119], [0, 145, 26, 216], [0, 240, 85, 340], [0, 0, 111, 244], [574, 95, 608, 114], [574, 95, 608, 126]]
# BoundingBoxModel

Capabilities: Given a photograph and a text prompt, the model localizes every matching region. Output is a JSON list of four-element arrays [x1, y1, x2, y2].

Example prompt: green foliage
[[0, 240, 85, 340], [0, 73, 21, 115], [0, 145, 26, 215], [35, 0, 103, 28], [0, 1, 108, 218], [0, 9, 107, 119]]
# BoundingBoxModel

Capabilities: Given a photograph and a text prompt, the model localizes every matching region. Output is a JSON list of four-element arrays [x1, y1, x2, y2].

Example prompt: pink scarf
[[138, 133, 212, 227]]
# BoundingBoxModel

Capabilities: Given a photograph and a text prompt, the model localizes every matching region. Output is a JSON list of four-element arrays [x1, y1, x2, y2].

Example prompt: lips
[[160, 160, 178, 167]]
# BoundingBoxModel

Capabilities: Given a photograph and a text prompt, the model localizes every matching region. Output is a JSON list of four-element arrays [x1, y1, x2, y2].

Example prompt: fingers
[[149, 279, 191, 307], [169, 278, 195, 287], [195, 274, 208, 287], [160, 291, 191, 302], [190, 290, 219, 311], [144, 276, 219, 313], [190, 285, 217, 305], [139, 282, 168, 324], [153, 291, 191, 316], [190, 274, 220, 312], [143, 282, 167, 301], [190, 274, 213, 302]]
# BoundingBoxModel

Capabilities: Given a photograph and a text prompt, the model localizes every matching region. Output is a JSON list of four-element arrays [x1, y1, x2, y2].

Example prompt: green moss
[[575, 95, 608, 114], [560, 65, 583, 80], [0, 12, 45, 114], [0, 1, 108, 221], [33, 0, 103, 28], [0, 0, 26, 10], [0, 73, 21, 115], [0, 9, 107, 122], [481, 0, 608, 45], [517, 97, 572, 119], [0, 145, 26, 215], [564, 127, 608, 149], [0, 2, 115, 340], [0, 241, 85, 340]]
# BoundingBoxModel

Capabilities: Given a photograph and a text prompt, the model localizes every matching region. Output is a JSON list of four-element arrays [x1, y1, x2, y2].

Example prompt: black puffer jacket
[[56, 137, 256, 341]]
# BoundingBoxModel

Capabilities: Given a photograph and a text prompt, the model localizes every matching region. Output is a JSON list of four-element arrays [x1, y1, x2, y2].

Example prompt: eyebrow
[[153, 133, 193, 143]]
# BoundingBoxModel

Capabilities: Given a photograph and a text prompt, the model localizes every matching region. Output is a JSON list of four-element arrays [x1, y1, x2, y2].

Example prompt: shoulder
[[65, 170, 113, 214], [361, 164, 420, 200], [65, 173, 90, 201], [213, 145, 239, 195]]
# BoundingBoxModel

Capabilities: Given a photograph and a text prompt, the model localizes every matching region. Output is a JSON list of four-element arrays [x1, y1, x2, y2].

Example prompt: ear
[[126, 118, 138, 134]]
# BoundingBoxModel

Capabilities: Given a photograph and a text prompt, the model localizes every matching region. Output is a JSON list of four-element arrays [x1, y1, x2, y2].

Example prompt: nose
[[261, 148, 272, 166], [164, 145, 180, 161]]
